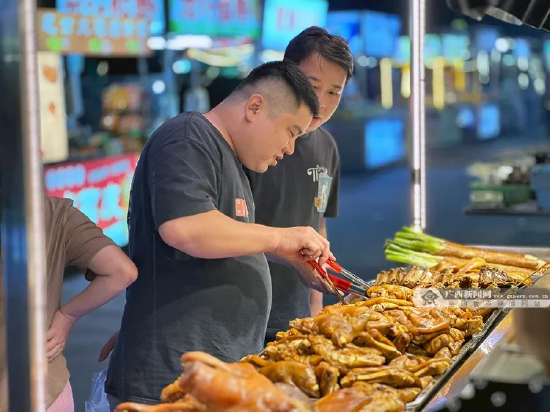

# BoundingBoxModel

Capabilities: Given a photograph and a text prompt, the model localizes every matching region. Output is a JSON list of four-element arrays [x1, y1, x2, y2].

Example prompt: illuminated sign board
[[169, 0, 261, 38], [325, 11, 362, 56], [262, 0, 328, 51], [38, 9, 150, 56], [44, 154, 139, 246], [363, 11, 401, 57], [57, 0, 165, 35]]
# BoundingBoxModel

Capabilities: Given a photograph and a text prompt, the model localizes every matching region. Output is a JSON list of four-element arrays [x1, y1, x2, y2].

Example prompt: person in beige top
[[0, 196, 137, 411]]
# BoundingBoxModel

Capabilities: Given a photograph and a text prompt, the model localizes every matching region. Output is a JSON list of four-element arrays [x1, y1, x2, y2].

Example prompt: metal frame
[[1, 0, 48, 410], [410, 0, 427, 231]]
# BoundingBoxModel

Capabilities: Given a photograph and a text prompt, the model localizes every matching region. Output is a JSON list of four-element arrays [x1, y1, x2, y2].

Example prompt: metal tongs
[[309, 259, 370, 303]]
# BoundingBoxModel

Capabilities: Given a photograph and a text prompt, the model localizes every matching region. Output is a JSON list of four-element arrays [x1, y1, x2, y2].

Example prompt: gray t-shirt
[[105, 112, 271, 403], [246, 128, 340, 338]]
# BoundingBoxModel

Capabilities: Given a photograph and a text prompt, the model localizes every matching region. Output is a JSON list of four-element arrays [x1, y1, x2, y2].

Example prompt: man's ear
[[244, 94, 265, 122]]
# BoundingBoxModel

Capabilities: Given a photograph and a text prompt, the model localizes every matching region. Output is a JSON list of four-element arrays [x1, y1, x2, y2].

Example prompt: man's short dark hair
[[284, 26, 354, 82], [233, 60, 319, 117]]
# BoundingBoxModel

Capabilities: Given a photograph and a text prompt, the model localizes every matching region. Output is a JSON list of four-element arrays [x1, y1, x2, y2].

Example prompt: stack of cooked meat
[[116, 283, 487, 412], [376, 257, 536, 289]]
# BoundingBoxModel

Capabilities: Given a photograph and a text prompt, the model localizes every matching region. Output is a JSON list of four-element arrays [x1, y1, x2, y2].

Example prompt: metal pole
[[410, 0, 427, 231], [0, 0, 47, 409]]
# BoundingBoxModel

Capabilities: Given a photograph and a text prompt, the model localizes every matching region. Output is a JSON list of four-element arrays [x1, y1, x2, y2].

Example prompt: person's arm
[[46, 203, 137, 360], [310, 218, 328, 316], [159, 210, 332, 266], [58, 246, 137, 321]]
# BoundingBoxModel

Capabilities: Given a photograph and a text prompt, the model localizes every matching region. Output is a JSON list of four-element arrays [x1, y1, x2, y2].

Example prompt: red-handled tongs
[[308, 260, 347, 304], [309, 260, 368, 302], [325, 259, 371, 290]]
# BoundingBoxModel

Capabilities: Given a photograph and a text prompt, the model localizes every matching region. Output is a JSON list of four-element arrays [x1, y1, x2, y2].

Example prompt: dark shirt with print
[[105, 112, 271, 404], [246, 127, 340, 339]]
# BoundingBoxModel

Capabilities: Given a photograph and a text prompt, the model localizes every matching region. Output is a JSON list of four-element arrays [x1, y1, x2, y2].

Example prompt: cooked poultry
[[341, 366, 421, 388], [386, 307, 450, 335], [401, 267, 431, 289], [116, 395, 206, 412], [315, 385, 405, 412], [405, 344, 431, 358], [423, 328, 464, 356], [259, 361, 320, 398], [263, 336, 312, 362], [376, 257, 536, 289], [478, 265, 517, 287], [419, 376, 434, 389], [309, 334, 386, 370], [290, 314, 354, 347], [367, 285, 413, 301], [353, 329, 402, 360], [397, 387, 422, 402], [160, 377, 187, 403], [315, 362, 340, 397], [375, 268, 407, 286], [178, 352, 311, 412], [360, 297, 413, 308], [410, 358, 452, 378]]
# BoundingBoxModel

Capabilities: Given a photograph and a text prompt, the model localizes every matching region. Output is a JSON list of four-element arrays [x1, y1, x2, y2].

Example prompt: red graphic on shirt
[[235, 198, 249, 218]]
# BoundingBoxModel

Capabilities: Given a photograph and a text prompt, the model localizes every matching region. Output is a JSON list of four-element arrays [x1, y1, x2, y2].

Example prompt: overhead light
[[167, 35, 213, 50], [357, 55, 368, 67], [173, 59, 192, 74], [97, 61, 108, 76], [259, 49, 284, 63], [147, 36, 166, 50], [188, 45, 254, 67], [495, 38, 509, 53], [206, 66, 220, 79], [517, 57, 529, 71], [518, 73, 529, 90], [152, 80, 166, 94]]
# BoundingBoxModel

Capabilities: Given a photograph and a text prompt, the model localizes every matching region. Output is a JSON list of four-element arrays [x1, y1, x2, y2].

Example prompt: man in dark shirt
[[247, 27, 354, 343], [105, 61, 335, 405]]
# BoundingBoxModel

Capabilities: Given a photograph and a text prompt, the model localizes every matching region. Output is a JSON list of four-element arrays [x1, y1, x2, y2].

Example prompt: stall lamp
[[401, 64, 411, 98], [453, 59, 466, 92], [432, 57, 446, 110], [380, 58, 393, 109]]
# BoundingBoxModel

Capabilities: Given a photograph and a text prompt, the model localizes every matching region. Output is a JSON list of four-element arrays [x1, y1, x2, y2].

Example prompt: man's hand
[[272, 226, 334, 267], [289, 260, 334, 294], [46, 309, 76, 361], [98, 330, 120, 362]]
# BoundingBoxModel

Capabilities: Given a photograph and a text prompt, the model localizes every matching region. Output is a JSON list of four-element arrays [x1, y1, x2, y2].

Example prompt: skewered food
[[385, 226, 546, 270]]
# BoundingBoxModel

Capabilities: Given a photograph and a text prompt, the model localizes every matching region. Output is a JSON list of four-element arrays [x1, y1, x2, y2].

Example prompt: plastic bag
[[85, 368, 111, 412]]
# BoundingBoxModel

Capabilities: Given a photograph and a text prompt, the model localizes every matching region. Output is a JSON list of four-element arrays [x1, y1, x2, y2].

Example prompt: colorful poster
[[38, 9, 150, 56], [38, 52, 69, 164], [44, 154, 139, 246]]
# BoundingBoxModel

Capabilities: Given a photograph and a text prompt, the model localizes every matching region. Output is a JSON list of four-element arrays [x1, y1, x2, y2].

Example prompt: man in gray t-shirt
[[105, 61, 335, 405], [247, 27, 354, 342]]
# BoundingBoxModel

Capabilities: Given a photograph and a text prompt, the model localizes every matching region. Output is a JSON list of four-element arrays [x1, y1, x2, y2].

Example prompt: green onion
[[384, 226, 448, 267]]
